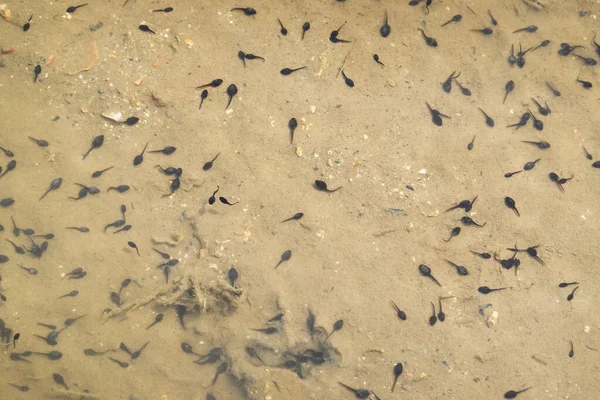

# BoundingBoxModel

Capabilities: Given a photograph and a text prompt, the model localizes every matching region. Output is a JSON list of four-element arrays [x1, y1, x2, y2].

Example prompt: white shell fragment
[[101, 111, 123, 122]]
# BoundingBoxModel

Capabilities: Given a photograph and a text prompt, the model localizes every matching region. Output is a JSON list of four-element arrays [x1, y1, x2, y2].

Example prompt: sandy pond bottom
[[0, 0, 599, 399]]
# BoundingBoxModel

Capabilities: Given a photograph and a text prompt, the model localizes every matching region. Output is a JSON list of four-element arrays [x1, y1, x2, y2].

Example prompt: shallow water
[[1, 1, 600, 399]]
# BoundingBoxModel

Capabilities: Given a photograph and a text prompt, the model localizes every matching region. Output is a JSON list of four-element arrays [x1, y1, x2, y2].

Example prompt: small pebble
[[90, 21, 104, 31]]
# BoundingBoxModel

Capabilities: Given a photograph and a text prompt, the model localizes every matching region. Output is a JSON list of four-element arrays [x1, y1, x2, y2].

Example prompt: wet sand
[[1, 0, 600, 399]]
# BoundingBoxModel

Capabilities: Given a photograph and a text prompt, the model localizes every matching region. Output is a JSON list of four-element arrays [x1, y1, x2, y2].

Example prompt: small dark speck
[[406, 185, 414, 191]]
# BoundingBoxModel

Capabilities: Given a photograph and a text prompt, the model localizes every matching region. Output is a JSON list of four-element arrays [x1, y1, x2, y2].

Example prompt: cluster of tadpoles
[[242, 310, 343, 379], [104, 204, 130, 233], [3, 217, 53, 262], [195, 79, 238, 111], [34, 315, 85, 346], [181, 343, 230, 386], [337, 361, 407, 397], [441, 71, 471, 96], [156, 257, 179, 283], [109, 279, 141, 311]]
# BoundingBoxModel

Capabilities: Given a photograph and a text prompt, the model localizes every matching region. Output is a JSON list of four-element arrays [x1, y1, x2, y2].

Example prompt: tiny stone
[[310, 105, 316, 114], [90, 21, 104, 31], [418, 168, 427, 175], [52, 116, 60, 121], [387, 78, 396, 87]]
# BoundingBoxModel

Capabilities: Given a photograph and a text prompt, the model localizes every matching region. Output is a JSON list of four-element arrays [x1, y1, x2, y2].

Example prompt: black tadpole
[[108, 185, 130, 193], [341, 70, 355, 87], [127, 241, 140, 256], [199, 89, 208, 109], [228, 266, 239, 287], [567, 286, 579, 301], [33, 64, 42, 82], [66, 4, 88, 13], [470, 27, 493, 35], [438, 297, 446, 321], [148, 146, 176, 155], [133, 142, 148, 167], [338, 382, 370, 399], [277, 18, 288, 35], [53, 373, 69, 390], [504, 196, 520, 217], [428, 302, 437, 326], [523, 158, 541, 171], [83, 135, 104, 160], [0, 159, 16, 179], [121, 116, 139, 126], [238, 51, 246, 68], [225, 84, 238, 110], [281, 212, 303, 222], [569, 340, 574, 358], [523, 140, 550, 150], [577, 77, 593, 89], [504, 387, 532, 398], [268, 313, 284, 322], [288, 118, 298, 144], [419, 264, 441, 287], [513, 25, 537, 33], [196, 79, 223, 89], [443, 227, 461, 242], [503, 80, 515, 103], [251, 326, 278, 334], [426, 102, 449, 126], [152, 248, 170, 259], [546, 81, 561, 96], [219, 196, 238, 206], [467, 135, 476, 150], [139, 24, 156, 34], [301, 22, 310, 40], [208, 186, 219, 205], [444, 259, 469, 276], [246, 346, 266, 364], [531, 98, 550, 116], [461, 216, 485, 227], [231, 7, 256, 16], [478, 286, 507, 294], [418, 28, 437, 47], [280, 66, 307, 75], [380, 10, 391, 37], [391, 362, 403, 392], [527, 109, 544, 131], [0, 146, 14, 157], [28, 136, 49, 147], [315, 179, 342, 193], [92, 165, 112, 178], [40, 178, 63, 200], [442, 70, 459, 92], [390, 300, 407, 320], [326, 319, 344, 339], [275, 249, 292, 269], [470, 250, 491, 259], [441, 14, 462, 27], [203, 152, 220, 170]]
